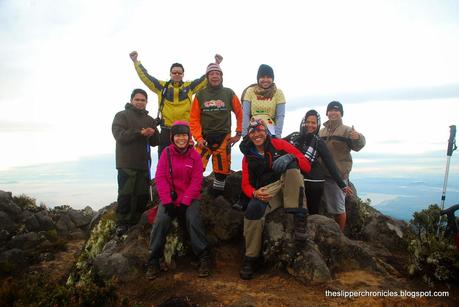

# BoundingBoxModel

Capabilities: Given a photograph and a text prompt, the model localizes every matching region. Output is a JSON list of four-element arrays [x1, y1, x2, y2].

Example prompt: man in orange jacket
[[189, 62, 242, 195]]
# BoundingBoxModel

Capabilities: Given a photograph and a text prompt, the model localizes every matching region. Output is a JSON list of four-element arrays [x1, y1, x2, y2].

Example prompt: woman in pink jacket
[[146, 121, 210, 280]]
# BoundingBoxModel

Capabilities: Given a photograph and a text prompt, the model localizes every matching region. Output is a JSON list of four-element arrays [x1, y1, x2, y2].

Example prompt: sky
[[0, 0, 458, 211]]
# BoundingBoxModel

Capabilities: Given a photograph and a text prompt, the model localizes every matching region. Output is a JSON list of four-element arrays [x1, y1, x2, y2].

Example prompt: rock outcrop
[[69, 172, 410, 286], [0, 191, 95, 275]]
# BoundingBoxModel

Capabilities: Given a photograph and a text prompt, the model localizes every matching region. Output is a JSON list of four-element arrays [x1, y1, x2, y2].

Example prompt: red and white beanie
[[206, 63, 223, 75]]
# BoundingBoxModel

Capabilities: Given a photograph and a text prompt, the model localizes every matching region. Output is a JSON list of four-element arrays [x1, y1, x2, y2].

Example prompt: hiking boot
[[115, 224, 128, 237], [146, 259, 160, 280], [294, 214, 308, 242], [239, 256, 258, 280], [198, 251, 211, 277]]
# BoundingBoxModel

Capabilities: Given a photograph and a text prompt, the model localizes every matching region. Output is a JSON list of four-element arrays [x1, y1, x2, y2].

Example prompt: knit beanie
[[170, 121, 191, 143], [257, 64, 274, 80], [326, 101, 344, 116], [206, 63, 223, 75], [247, 119, 269, 134]]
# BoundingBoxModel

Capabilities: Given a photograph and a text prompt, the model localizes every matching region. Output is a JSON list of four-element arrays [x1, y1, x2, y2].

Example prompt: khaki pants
[[243, 168, 306, 257]]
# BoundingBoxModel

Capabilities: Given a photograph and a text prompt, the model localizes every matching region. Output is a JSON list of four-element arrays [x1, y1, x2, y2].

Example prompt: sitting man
[[239, 119, 311, 280]]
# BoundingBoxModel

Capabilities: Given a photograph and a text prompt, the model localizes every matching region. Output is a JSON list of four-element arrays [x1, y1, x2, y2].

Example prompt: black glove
[[272, 154, 295, 174], [163, 203, 175, 217]]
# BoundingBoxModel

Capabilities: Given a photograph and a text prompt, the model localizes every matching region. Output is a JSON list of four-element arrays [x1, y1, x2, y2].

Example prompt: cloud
[[288, 83, 459, 108], [0, 120, 53, 133]]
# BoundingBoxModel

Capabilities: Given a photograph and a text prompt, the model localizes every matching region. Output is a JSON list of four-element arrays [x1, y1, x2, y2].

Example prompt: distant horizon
[[1, 153, 457, 221]]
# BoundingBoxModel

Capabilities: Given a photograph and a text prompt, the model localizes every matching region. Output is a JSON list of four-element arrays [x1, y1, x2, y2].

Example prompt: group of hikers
[[111, 52, 366, 281]]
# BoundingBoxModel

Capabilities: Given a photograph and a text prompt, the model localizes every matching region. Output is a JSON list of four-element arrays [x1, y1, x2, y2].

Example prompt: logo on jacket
[[204, 99, 226, 109], [256, 95, 273, 101]]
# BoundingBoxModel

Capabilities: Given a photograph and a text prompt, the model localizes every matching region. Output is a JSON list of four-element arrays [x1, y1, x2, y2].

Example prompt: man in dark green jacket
[[112, 89, 159, 236]]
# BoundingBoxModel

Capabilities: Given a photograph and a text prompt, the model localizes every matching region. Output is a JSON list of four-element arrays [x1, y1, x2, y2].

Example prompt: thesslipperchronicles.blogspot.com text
[[325, 290, 449, 299]]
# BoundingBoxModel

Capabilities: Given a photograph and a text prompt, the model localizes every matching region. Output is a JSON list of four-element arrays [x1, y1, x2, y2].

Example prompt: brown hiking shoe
[[146, 260, 160, 280], [198, 252, 210, 277]]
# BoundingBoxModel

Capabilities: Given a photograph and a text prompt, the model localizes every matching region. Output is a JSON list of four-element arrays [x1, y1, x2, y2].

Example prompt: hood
[[125, 102, 148, 115]]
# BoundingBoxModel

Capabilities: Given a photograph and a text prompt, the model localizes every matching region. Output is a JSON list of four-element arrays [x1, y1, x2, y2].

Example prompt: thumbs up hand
[[350, 125, 360, 140]]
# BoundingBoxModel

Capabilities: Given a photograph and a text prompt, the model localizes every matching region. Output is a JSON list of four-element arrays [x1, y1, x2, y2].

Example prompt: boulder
[[68, 208, 93, 228], [201, 195, 243, 241], [0, 190, 22, 220], [0, 248, 27, 274], [55, 214, 77, 236], [94, 227, 149, 282], [34, 211, 55, 231], [68, 172, 408, 286], [8, 232, 43, 251], [0, 211, 16, 233], [262, 210, 393, 284], [24, 214, 41, 232]]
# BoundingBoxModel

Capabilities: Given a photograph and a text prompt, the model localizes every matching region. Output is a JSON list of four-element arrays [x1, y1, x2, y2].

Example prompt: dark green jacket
[[112, 103, 159, 170]]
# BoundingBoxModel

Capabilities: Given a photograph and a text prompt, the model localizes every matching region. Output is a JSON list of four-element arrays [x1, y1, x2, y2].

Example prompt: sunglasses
[[248, 120, 267, 134]]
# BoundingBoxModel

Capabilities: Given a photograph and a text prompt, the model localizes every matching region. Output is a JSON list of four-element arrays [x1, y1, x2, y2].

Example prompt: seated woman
[[284, 110, 352, 215], [146, 121, 210, 280]]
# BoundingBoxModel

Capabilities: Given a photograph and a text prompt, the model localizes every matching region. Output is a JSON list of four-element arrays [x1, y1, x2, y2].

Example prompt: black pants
[[158, 127, 171, 159], [148, 200, 208, 261], [117, 168, 149, 225], [304, 180, 324, 215]]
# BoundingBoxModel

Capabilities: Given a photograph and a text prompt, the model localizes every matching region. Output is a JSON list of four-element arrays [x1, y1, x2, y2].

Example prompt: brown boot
[[146, 259, 160, 280], [198, 251, 210, 278]]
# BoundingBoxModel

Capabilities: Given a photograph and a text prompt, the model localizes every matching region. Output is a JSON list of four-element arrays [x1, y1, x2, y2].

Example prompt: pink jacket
[[155, 144, 203, 206]]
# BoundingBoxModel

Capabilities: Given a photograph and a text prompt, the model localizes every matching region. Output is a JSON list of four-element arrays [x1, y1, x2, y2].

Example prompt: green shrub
[[13, 194, 43, 213], [407, 204, 459, 286], [0, 274, 118, 306]]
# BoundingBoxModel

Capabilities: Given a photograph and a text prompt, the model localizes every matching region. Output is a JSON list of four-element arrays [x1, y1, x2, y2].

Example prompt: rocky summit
[[0, 173, 457, 306]]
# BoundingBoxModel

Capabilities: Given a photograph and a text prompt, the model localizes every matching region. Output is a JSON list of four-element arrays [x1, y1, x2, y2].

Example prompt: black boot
[[146, 258, 160, 280], [240, 256, 258, 280], [294, 213, 308, 242], [115, 224, 129, 237], [198, 250, 211, 278]]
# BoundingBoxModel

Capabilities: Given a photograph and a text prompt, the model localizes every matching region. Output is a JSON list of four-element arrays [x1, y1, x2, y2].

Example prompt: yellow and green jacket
[[134, 62, 207, 127]]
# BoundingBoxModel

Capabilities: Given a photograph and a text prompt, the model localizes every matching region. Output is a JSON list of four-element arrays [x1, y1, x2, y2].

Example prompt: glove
[[272, 154, 295, 174], [163, 203, 175, 217]]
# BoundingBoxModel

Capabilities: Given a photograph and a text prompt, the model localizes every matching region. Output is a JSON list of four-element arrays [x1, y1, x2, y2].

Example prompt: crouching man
[[239, 119, 311, 280]]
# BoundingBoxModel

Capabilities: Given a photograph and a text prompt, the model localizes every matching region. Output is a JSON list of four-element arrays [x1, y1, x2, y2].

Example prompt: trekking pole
[[440, 125, 457, 211], [437, 125, 457, 236], [147, 139, 153, 206]]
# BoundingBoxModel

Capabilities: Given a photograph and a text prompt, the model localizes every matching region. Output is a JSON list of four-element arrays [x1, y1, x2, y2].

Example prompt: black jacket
[[284, 132, 346, 189], [112, 103, 159, 170], [239, 135, 310, 197]]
